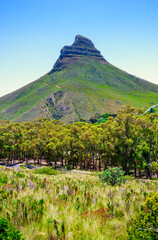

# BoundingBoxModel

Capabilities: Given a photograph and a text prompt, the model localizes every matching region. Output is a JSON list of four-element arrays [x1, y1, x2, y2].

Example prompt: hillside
[[0, 35, 158, 123]]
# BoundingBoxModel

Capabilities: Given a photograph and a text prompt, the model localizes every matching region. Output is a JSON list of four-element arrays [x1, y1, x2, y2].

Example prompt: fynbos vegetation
[[0, 168, 157, 239]]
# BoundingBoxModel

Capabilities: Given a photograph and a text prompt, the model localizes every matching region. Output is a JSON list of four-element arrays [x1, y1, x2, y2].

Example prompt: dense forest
[[0, 106, 158, 178]]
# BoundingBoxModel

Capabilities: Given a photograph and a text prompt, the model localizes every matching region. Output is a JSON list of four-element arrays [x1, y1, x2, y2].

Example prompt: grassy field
[[0, 58, 158, 122], [0, 166, 157, 239]]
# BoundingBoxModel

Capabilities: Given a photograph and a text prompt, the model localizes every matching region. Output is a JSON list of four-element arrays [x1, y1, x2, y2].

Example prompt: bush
[[127, 192, 158, 240], [0, 218, 23, 240], [0, 173, 8, 185], [16, 171, 25, 178], [66, 165, 73, 170], [35, 167, 59, 175], [99, 167, 125, 186]]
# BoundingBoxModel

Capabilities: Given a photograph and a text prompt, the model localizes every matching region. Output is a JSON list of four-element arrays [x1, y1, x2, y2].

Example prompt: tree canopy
[[0, 107, 157, 178]]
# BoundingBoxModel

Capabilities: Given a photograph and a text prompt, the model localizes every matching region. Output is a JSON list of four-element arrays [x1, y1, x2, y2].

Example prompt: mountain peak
[[72, 35, 95, 48], [52, 35, 108, 71], [0, 34, 158, 123]]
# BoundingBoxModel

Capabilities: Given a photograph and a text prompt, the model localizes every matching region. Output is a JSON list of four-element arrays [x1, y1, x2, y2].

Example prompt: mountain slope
[[0, 35, 158, 123]]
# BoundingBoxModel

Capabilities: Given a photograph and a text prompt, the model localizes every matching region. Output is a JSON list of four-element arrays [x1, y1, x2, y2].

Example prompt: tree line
[[0, 106, 157, 178]]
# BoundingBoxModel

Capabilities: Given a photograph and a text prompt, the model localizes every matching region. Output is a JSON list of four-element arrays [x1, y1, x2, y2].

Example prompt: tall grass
[[0, 167, 157, 239]]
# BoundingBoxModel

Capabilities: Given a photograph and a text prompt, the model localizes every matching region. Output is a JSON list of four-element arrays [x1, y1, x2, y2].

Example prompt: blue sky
[[0, 0, 158, 96]]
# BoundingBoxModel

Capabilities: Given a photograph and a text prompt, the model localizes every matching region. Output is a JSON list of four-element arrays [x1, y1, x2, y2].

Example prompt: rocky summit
[[53, 35, 108, 71]]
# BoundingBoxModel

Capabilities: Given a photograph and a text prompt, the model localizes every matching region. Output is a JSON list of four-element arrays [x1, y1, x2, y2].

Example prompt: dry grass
[[0, 167, 157, 239]]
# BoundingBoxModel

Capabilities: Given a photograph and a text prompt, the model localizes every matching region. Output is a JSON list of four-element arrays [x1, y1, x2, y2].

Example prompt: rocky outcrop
[[43, 91, 76, 121], [52, 35, 109, 71]]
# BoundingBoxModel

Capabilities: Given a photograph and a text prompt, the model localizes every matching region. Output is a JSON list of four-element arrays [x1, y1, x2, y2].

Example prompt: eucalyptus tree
[[114, 106, 143, 175], [136, 113, 158, 178]]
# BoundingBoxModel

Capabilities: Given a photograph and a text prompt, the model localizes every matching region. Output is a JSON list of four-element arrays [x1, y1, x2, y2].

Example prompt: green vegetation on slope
[[0, 58, 158, 122]]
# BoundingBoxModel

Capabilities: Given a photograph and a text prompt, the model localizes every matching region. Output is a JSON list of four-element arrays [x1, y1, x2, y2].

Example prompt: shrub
[[0, 173, 8, 185], [0, 218, 23, 240], [127, 192, 158, 240], [20, 166, 27, 169], [35, 167, 59, 175], [66, 165, 73, 170], [16, 171, 25, 178], [99, 167, 125, 186]]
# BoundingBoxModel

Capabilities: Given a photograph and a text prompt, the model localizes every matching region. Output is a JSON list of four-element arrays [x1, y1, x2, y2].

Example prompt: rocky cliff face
[[52, 35, 109, 71]]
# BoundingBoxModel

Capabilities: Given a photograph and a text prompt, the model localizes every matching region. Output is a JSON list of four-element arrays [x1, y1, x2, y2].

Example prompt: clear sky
[[0, 0, 158, 97]]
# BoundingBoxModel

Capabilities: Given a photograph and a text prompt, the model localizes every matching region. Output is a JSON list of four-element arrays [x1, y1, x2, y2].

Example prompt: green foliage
[[20, 166, 27, 169], [99, 167, 125, 186], [0, 187, 9, 202], [127, 193, 158, 240], [0, 218, 23, 240], [0, 173, 8, 185], [51, 219, 66, 239], [149, 108, 156, 113], [12, 196, 45, 225], [151, 161, 158, 173], [95, 113, 110, 124], [65, 165, 73, 170], [35, 167, 59, 175], [15, 172, 25, 178]]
